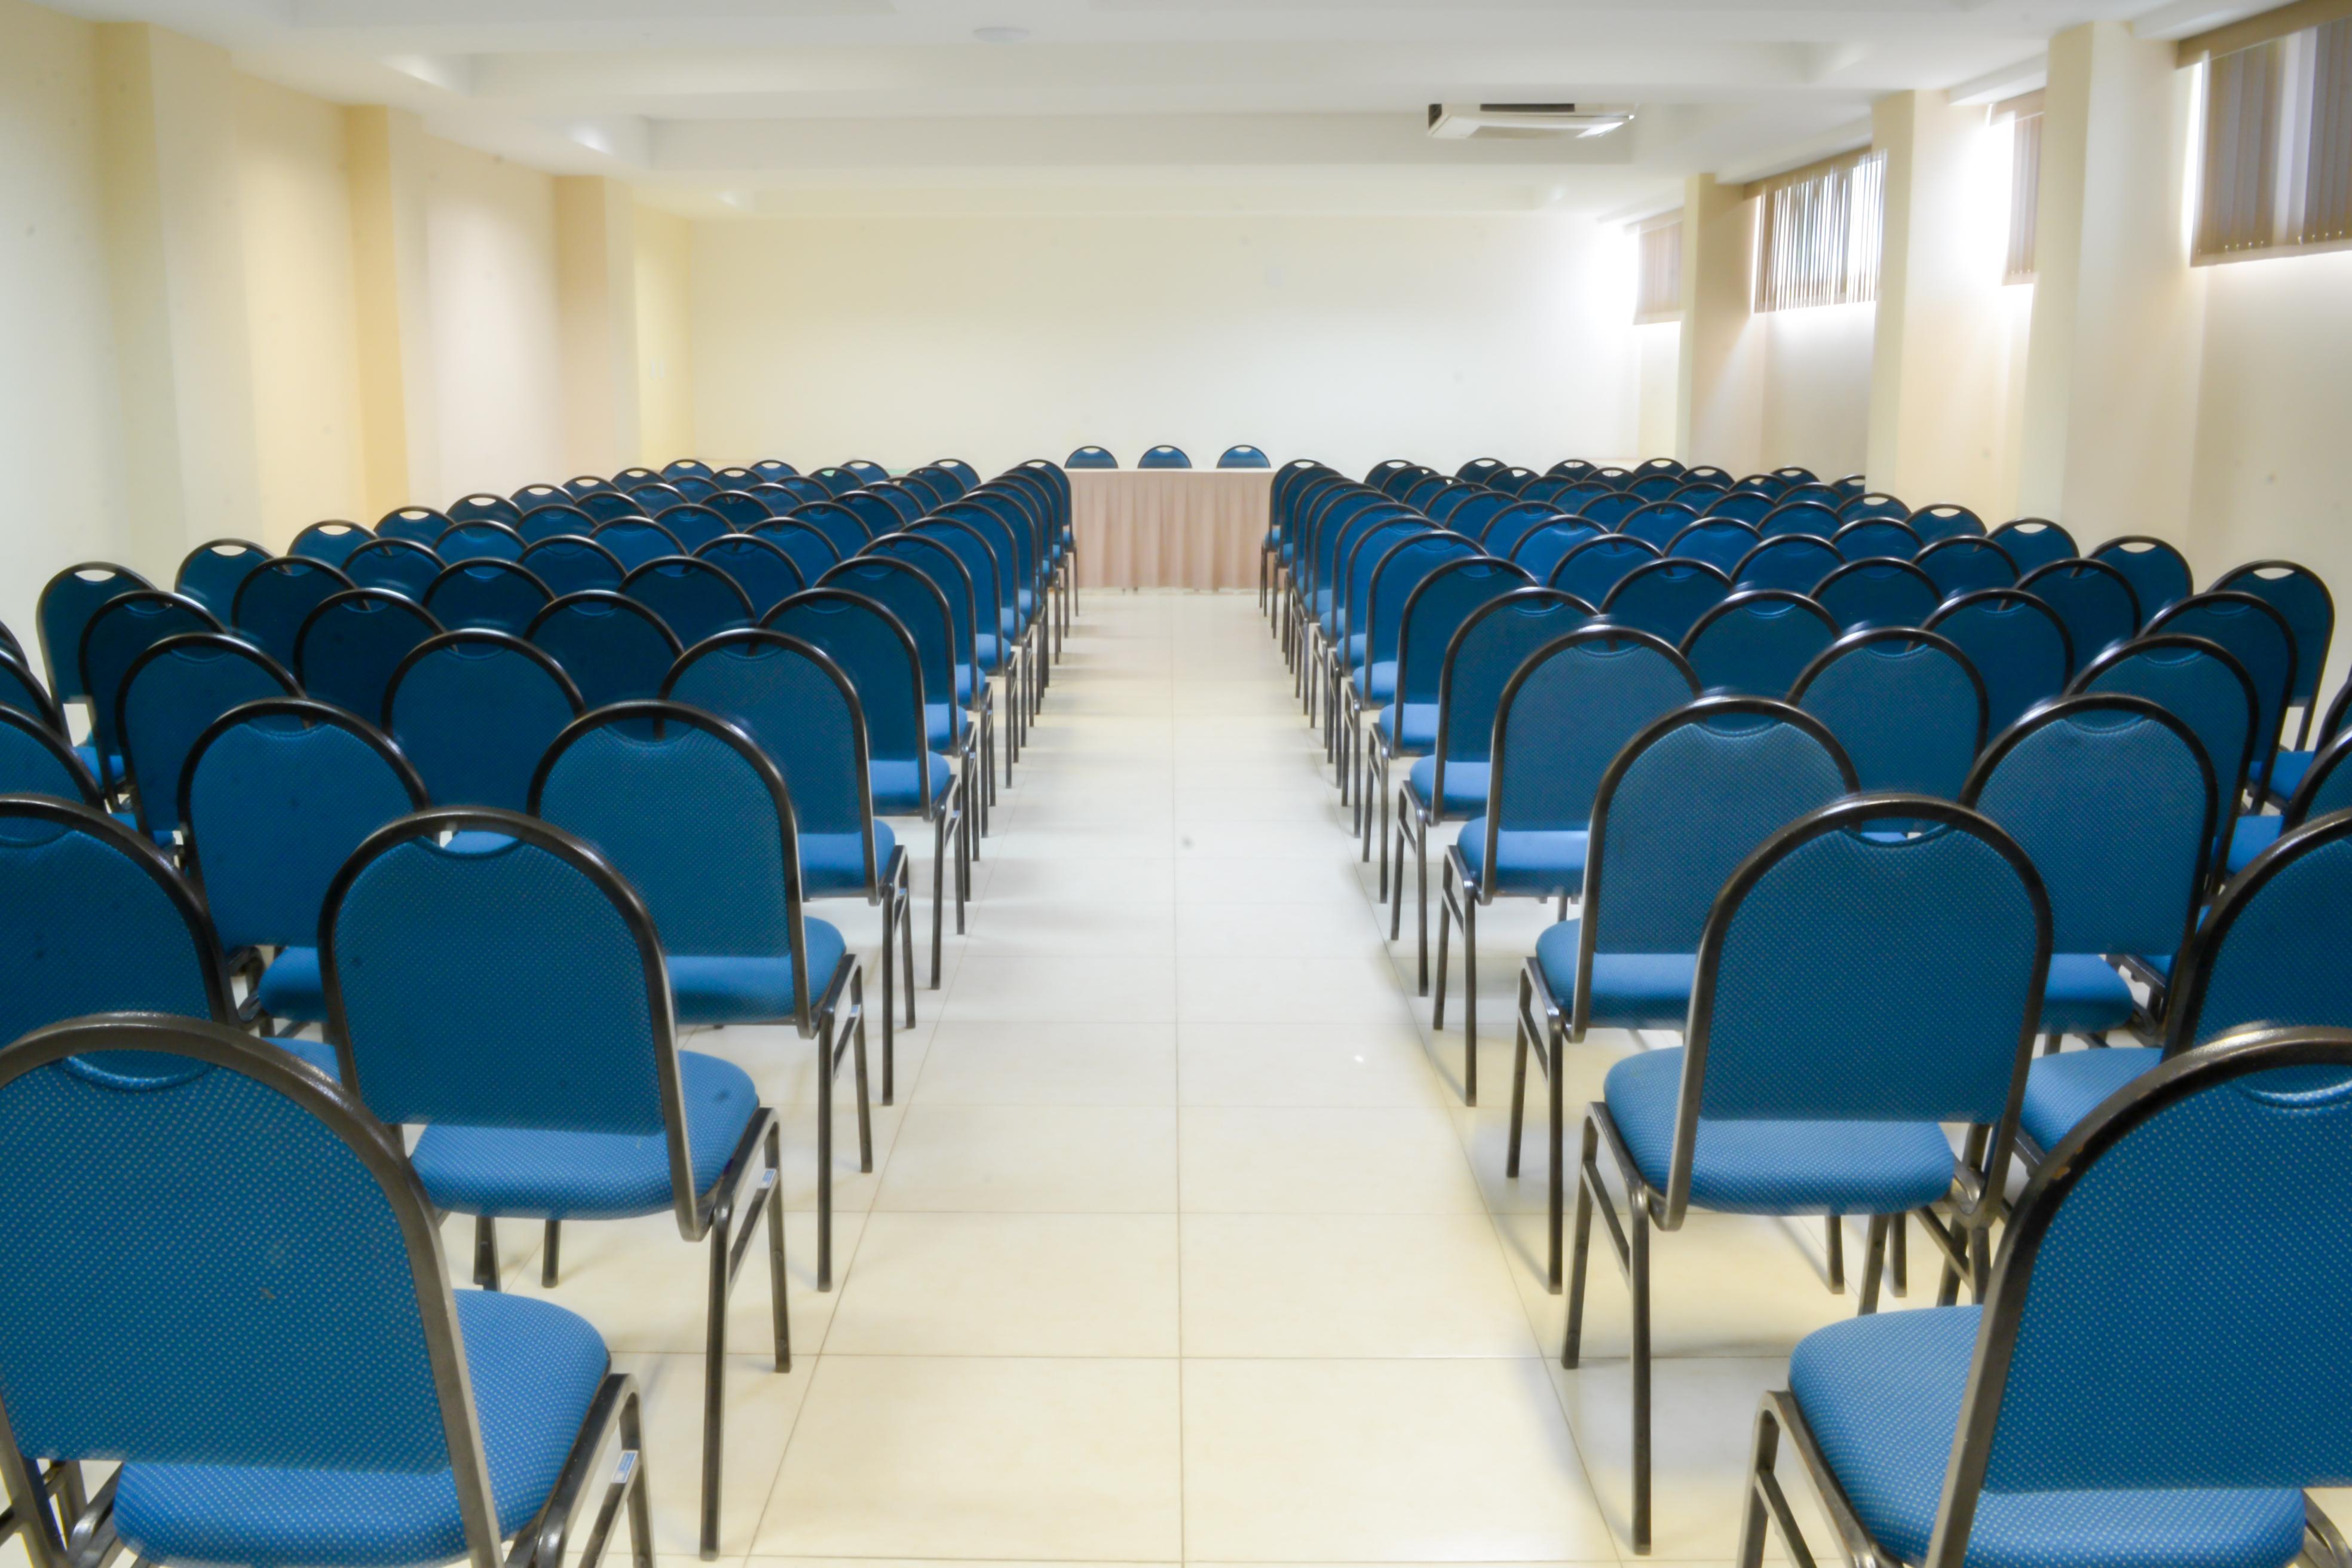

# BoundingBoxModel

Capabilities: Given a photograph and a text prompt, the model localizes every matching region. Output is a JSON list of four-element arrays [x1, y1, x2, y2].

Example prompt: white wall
[[1634, 320, 1679, 460], [690, 211, 1640, 477], [634, 203, 696, 467], [1757, 303, 1874, 482]]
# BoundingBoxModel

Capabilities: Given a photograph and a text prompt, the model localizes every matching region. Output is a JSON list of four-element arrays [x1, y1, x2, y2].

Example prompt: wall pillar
[[347, 105, 439, 516], [555, 176, 642, 477], [1675, 173, 1762, 474]]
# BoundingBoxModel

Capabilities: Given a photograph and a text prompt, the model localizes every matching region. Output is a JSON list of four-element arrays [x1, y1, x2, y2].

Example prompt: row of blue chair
[[1064, 443, 1268, 469]]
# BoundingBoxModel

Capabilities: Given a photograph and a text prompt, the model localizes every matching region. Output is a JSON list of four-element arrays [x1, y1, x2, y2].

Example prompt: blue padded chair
[[1915, 535, 2019, 598], [1988, 517, 2075, 573], [182, 697, 427, 1031], [751, 517, 849, 586], [1404, 474, 1455, 513], [1513, 697, 1857, 1287], [1321, 518, 1429, 746], [232, 556, 353, 669], [624, 482, 688, 515], [1218, 443, 1271, 468], [612, 467, 662, 490], [117, 632, 299, 840], [448, 491, 523, 527], [1618, 503, 1700, 552], [2071, 633, 2260, 876], [375, 508, 452, 546], [621, 556, 754, 648], [1830, 517, 1923, 562], [1457, 457, 1507, 483], [1567, 795, 2050, 1554], [1838, 491, 1909, 523], [910, 517, 1025, 752], [512, 482, 568, 513], [664, 629, 911, 1197], [2013, 805, 2352, 1161], [930, 457, 980, 490], [174, 540, 271, 621], [77, 591, 220, 794], [2091, 534, 2194, 618], [1907, 503, 1985, 542], [321, 808, 786, 1557], [793, 500, 873, 562], [436, 520, 526, 564], [1339, 532, 1480, 807], [698, 533, 806, 615], [2017, 558, 2142, 672], [860, 532, 1000, 819], [2230, 728, 2352, 872], [577, 489, 647, 524], [1625, 474, 1684, 504], [1506, 520, 1603, 582], [2146, 590, 2298, 795], [0, 651, 62, 737], [425, 559, 553, 636], [753, 458, 804, 482], [1065, 445, 1116, 468], [1961, 696, 2215, 1054], [525, 591, 682, 709], [384, 631, 583, 810], [0, 1012, 650, 1568], [1680, 590, 1840, 697], [518, 534, 625, 598], [1925, 589, 2075, 736], [344, 536, 445, 601], [1479, 501, 1563, 557], [559, 473, 613, 498], [806, 466, 860, 497], [708, 489, 777, 532], [898, 468, 957, 509], [1759, 501, 1843, 539], [653, 504, 731, 552], [36, 562, 152, 715], [2213, 560, 2334, 749], [1814, 558, 1943, 632], [290, 519, 375, 565], [667, 477, 720, 505], [1575, 489, 1642, 530], [1436, 627, 1699, 1089], [862, 481, 925, 525], [838, 459, 887, 483], [517, 501, 598, 543], [591, 517, 684, 572], [1439, 489, 1514, 539], [1744, 1024, 2352, 1568], [1710, 489, 1775, 526], [1669, 482, 1731, 513], [663, 458, 715, 480], [1733, 533, 1843, 595], [293, 589, 443, 724], [1551, 534, 1661, 607], [1599, 558, 1731, 645], [1665, 519, 1760, 576], [1791, 627, 1989, 797], [0, 707, 102, 806], [822, 554, 979, 782]]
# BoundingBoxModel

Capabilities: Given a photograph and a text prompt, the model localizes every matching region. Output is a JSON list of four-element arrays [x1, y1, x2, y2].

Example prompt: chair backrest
[[818, 556, 960, 711], [1906, 503, 1984, 542], [448, 492, 522, 527], [292, 589, 444, 722], [517, 534, 625, 598], [1679, 590, 1840, 697], [1732, 533, 1843, 594], [38, 563, 154, 703], [1665, 519, 1760, 576], [1505, 520, 1601, 583], [232, 557, 353, 669], [2212, 560, 2333, 723], [1361, 531, 1479, 670], [2145, 590, 2298, 791], [375, 508, 452, 546], [1618, 501, 1699, 552], [972, 483, 1048, 587], [1671, 797, 2048, 1219], [865, 481, 926, 524], [1218, 444, 1271, 468], [434, 520, 525, 564], [0, 796, 234, 1047], [1918, 1025, 2352, 1568], [0, 651, 64, 737], [522, 590, 682, 709], [1599, 558, 1732, 645], [1813, 557, 1943, 632], [0, 1014, 510, 1563], [1551, 533, 1662, 606], [620, 556, 754, 648], [532, 703, 822, 1030], [749, 517, 848, 586], [384, 632, 583, 811], [1476, 500, 1560, 556], [1790, 627, 1989, 795], [423, 559, 553, 636], [1708, 489, 1774, 525], [793, 500, 874, 561], [1925, 589, 2076, 736], [1838, 492, 1909, 523], [707, 489, 775, 532], [2164, 808, 2352, 1051], [696, 533, 805, 614], [559, 474, 611, 498], [1961, 695, 2215, 958], [755, 457, 806, 482], [865, 534, 979, 673], [1988, 517, 2077, 574], [292, 520, 377, 566], [512, 483, 569, 514], [1625, 474, 1683, 504], [807, 466, 860, 497], [0, 708, 101, 806], [577, 489, 647, 524], [899, 469, 957, 509], [663, 458, 714, 481], [516, 501, 598, 543], [183, 698, 427, 953], [627, 482, 688, 514], [174, 540, 272, 621], [1456, 457, 1506, 483], [78, 592, 222, 774], [1065, 446, 1116, 468], [2282, 730, 2352, 829], [118, 633, 301, 837], [1391, 557, 1535, 709], [1575, 698, 1856, 1032], [1829, 517, 1923, 562], [652, 503, 731, 551], [2016, 558, 2143, 672], [1669, 482, 1730, 512], [935, 456, 982, 488], [2071, 633, 2259, 825], [2089, 535, 2194, 618], [1485, 628, 1700, 864], [1337, 519, 1429, 642], [1431, 588, 1598, 780], [1758, 500, 1842, 539], [663, 629, 876, 860], [1575, 489, 1640, 529], [1439, 489, 1514, 538], [1403, 474, 1453, 512], [1915, 535, 2019, 598], [590, 517, 686, 572], [762, 590, 928, 782], [907, 519, 1005, 635], [342, 537, 445, 600]]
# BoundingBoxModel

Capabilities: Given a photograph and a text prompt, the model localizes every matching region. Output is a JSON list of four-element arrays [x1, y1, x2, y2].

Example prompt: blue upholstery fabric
[[592, 519, 684, 572], [2078, 641, 2256, 816], [2186, 829, 2352, 1041], [869, 752, 954, 814], [345, 540, 446, 601], [120, 638, 297, 833], [517, 537, 622, 597], [1815, 561, 1941, 632], [2214, 563, 2330, 707], [666, 637, 866, 837], [767, 594, 930, 764], [0, 720, 95, 803], [623, 558, 753, 647], [1600, 561, 1730, 645], [1407, 756, 1489, 814], [387, 639, 578, 810], [2038, 953, 2139, 1034], [1789, 1305, 2306, 1568], [235, 564, 346, 670], [1552, 537, 1659, 606], [295, 595, 442, 722], [112, 1290, 608, 1568], [1357, 659, 1397, 703], [424, 562, 549, 637], [2020, 561, 2142, 672], [1532, 921, 1693, 1030], [2269, 749, 2311, 798], [1487, 636, 1697, 850], [670, 919, 847, 1025], [1457, 820, 1587, 895], [1928, 595, 2072, 735], [83, 596, 220, 765], [256, 947, 326, 1024], [1918, 537, 2020, 598], [412, 1049, 756, 1220], [2147, 596, 2295, 792], [1606, 1048, 1956, 1214], [1377, 702, 1438, 752], [1681, 594, 1837, 697], [1796, 636, 1983, 796], [1990, 520, 2078, 574], [2226, 813, 2281, 872], [526, 593, 679, 709], [801, 824, 894, 894], [2019, 1045, 2160, 1152], [1732, 535, 1843, 595], [176, 542, 271, 622], [40, 563, 153, 703]]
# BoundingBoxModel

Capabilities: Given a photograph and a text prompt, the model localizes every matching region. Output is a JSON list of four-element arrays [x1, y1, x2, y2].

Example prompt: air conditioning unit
[[1426, 103, 1634, 140]]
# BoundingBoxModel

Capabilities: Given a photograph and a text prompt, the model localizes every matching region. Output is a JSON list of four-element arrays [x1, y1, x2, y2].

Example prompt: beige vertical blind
[[1633, 212, 1683, 323], [2196, 17, 2352, 262], [1751, 151, 1885, 313], [1998, 92, 2044, 282]]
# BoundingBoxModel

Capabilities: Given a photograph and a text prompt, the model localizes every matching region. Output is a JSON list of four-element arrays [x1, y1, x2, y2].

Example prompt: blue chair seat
[[1345, 632, 1367, 667], [412, 1051, 758, 1220], [269, 1033, 343, 1080], [112, 1290, 610, 1568], [801, 824, 895, 895], [956, 663, 981, 704], [1604, 1048, 1956, 1215], [1313, 589, 1334, 620], [668, 918, 849, 1025], [1354, 659, 1397, 703], [869, 752, 956, 815], [74, 744, 122, 781], [1789, 1305, 2306, 1568], [2228, 814, 2282, 874], [1018, 587, 1035, 618], [1405, 757, 1489, 815], [1457, 819, 1587, 896], [975, 633, 1004, 671], [256, 947, 327, 1023], [2019, 1045, 2161, 1153], [1377, 702, 1437, 751], [925, 701, 970, 749], [1531, 921, 1694, 1031], [2039, 953, 2138, 1034], [2267, 749, 2311, 800]]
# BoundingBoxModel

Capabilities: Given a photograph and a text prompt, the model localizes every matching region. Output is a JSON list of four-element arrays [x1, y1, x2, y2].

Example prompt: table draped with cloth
[[1068, 468, 1274, 590]]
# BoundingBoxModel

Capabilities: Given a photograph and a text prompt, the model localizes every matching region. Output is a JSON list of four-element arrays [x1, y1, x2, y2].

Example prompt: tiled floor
[[4, 591, 1965, 1568]]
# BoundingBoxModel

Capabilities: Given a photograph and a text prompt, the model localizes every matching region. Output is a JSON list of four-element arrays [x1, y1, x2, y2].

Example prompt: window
[[1633, 212, 1682, 323], [2193, 16, 2352, 262], [1997, 91, 2044, 283], [1750, 151, 1885, 313]]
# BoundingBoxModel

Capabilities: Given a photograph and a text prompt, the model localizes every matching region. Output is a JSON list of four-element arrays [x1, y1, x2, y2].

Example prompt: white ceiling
[[53, 0, 2250, 215]]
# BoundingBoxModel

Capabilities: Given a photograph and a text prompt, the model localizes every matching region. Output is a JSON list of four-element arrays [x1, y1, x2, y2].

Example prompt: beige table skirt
[[1069, 470, 1273, 590]]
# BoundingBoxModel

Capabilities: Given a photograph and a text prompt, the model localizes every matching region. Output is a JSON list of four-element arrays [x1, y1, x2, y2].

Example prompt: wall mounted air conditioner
[[1426, 103, 1634, 139]]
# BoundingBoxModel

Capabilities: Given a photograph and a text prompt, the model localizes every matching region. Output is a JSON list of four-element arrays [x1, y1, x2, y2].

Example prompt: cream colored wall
[[1634, 321, 1680, 461], [634, 204, 697, 467], [1757, 304, 1874, 482], [234, 74, 365, 546], [689, 212, 1639, 477]]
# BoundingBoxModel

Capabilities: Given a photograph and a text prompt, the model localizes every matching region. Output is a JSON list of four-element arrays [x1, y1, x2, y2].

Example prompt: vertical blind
[[2003, 101, 2044, 282], [1633, 213, 1683, 323], [1752, 152, 1886, 313], [2197, 17, 2352, 261]]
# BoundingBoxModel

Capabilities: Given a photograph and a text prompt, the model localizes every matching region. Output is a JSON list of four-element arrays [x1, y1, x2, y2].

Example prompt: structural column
[[347, 105, 440, 516], [555, 176, 644, 478], [1674, 173, 1762, 475]]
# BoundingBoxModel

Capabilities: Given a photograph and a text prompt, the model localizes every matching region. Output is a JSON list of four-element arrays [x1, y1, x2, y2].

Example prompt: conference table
[[1068, 468, 1273, 590]]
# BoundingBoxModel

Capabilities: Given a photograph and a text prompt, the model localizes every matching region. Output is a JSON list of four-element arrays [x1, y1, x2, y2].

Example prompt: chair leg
[[1432, 893, 1451, 1031], [475, 1215, 501, 1291], [1825, 1215, 1845, 1294], [878, 891, 896, 1106], [1630, 1201, 1653, 1556], [1889, 1213, 1908, 1297], [1389, 814, 1409, 942], [1414, 824, 1430, 996], [1462, 893, 1478, 1100], [1547, 1012, 1566, 1292], [1857, 1215, 1888, 1315], [852, 970, 874, 1175], [700, 1205, 732, 1558], [1732, 1399, 1782, 1568], [929, 811, 947, 988], [765, 1120, 791, 1373], [1506, 976, 1531, 1178], [543, 1219, 562, 1287], [1564, 1116, 1598, 1364], [816, 1010, 835, 1291], [899, 866, 917, 1021]]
